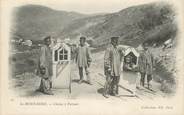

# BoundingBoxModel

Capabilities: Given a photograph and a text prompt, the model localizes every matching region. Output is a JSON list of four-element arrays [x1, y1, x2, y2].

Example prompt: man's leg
[[115, 76, 120, 95], [85, 67, 92, 85], [78, 67, 84, 84], [111, 76, 120, 95], [50, 82, 52, 89], [48, 77, 52, 90], [37, 78, 44, 92], [136, 72, 141, 89], [40, 78, 53, 95], [103, 74, 112, 98], [111, 76, 117, 96], [147, 74, 152, 89], [140, 72, 145, 87]]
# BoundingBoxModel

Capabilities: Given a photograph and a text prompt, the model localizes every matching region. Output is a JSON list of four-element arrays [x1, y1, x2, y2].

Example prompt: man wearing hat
[[75, 36, 92, 85], [138, 42, 155, 89], [37, 36, 53, 95], [103, 37, 124, 97]]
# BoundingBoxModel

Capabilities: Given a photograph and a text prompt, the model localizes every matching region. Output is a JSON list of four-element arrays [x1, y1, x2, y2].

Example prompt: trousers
[[104, 75, 120, 95], [39, 78, 52, 92], [78, 66, 91, 82], [140, 72, 152, 87]]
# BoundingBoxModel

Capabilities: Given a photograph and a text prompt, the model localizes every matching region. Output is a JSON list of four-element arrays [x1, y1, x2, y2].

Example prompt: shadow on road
[[118, 85, 134, 94], [22, 90, 45, 97], [97, 88, 104, 94], [116, 95, 135, 97], [72, 79, 80, 83]]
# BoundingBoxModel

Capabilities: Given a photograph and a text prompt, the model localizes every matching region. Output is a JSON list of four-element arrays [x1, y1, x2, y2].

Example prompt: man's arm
[[104, 49, 111, 75], [118, 46, 125, 70], [87, 47, 92, 63], [151, 52, 156, 69], [118, 45, 125, 57], [39, 46, 47, 68], [75, 47, 79, 63], [138, 52, 144, 72]]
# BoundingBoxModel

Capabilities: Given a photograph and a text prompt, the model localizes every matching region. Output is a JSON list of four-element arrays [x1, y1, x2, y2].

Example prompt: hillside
[[59, 3, 176, 48], [12, 3, 177, 48], [12, 4, 88, 40]]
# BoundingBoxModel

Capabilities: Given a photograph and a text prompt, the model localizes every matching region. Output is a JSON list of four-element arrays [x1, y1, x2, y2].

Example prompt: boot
[[78, 79, 83, 84], [116, 85, 119, 95], [110, 85, 116, 96], [86, 80, 92, 85], [43, 90, 54, 95]]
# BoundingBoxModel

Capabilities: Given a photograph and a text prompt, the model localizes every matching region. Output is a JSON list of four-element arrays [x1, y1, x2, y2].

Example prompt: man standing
[[103, 37, 124, 97], [75, 36, 92, 85], [37, 36, 53, 95], [138, 42, 155, 89]]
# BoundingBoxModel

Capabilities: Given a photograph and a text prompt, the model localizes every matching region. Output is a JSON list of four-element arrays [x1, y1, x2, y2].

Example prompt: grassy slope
[[59, 2, 176, 48], [12, 5, 87, 40]]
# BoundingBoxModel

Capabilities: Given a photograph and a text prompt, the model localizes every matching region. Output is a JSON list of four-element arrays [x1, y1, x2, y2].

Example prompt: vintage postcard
[[0, 0, 184, 114]]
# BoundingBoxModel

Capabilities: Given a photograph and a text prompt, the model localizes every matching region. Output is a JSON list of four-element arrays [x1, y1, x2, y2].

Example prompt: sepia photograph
[[1, 0, 184, 114]]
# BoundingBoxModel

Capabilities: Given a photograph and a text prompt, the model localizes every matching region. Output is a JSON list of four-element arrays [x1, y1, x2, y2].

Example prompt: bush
[[137, 5, 174, 31]]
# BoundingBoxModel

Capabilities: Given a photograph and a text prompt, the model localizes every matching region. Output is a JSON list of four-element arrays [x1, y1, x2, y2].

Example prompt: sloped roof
[[53, 43, 70, 51], [125, 47, 140, 57], [119, 45, 139, 57]]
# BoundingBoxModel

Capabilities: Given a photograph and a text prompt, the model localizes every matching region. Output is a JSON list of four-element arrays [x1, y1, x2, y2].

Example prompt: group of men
[[36, 36, 155, 97]]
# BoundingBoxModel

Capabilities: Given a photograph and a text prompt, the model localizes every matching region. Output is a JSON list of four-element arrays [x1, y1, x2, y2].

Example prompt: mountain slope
[[59, 2, 176, 48], [12, 3, 177, 49], [12, 4, 87, 40]]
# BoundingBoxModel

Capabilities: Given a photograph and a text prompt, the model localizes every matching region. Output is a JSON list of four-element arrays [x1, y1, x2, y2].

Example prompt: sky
[[9, 0, 172, 14]]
